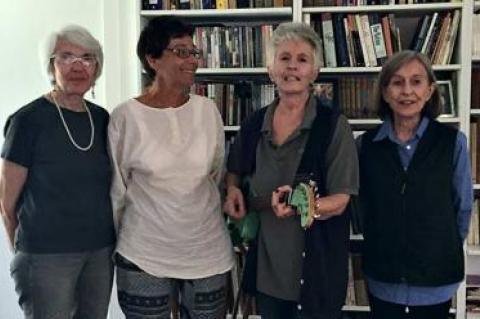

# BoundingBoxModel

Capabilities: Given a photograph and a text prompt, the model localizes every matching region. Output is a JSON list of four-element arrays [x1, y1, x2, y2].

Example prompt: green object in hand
[[289, 182, 316, 229]]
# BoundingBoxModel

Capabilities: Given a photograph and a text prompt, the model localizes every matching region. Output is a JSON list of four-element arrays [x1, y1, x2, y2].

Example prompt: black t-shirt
[[1, 96, 115, 253]]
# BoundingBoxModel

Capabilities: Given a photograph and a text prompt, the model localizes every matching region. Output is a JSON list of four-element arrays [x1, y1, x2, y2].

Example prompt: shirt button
[[302, 252, 306, 258], [297, 304, 302, 311], [406, 145, 411, 150], [300, 279, 304, 285]]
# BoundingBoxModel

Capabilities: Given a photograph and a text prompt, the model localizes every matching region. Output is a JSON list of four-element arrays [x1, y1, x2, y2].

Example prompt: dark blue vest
[[229, 98, 349, 318], [360, 120, 464, 286]]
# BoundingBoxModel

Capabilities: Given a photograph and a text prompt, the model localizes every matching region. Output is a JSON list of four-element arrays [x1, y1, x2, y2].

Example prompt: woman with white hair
[[0, 25, 115, 318], [224, 22, 358, 319]]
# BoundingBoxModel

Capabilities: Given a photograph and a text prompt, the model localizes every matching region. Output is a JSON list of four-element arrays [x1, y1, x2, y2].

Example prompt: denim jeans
[[10, 246, 114, 319]]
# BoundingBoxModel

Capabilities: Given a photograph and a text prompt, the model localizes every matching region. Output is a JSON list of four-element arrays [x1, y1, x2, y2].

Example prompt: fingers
[[271, 186, 295, 218], [224, 186, 246, 219]]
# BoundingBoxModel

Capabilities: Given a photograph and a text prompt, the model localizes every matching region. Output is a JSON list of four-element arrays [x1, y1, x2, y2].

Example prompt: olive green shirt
[[248, 95, 359, 301]]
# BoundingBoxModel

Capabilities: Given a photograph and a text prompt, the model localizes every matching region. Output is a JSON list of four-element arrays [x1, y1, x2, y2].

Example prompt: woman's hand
[[271, 185, 295, 218], [223, 185, 246, 220]]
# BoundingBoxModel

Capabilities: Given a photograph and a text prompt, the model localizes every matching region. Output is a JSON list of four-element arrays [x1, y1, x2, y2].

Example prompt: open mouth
[[283, 75, 301, 81]]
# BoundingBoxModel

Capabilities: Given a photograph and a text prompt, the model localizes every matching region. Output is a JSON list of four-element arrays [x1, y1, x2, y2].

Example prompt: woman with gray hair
[[224, 22, 358, 318], [0, 25, 115, 318]]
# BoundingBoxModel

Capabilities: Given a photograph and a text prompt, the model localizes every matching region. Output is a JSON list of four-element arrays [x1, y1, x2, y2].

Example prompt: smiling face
[[147, 35, 198, 90], [268, 39, 319, 96], [382, 59, 434, 122], [51, 40, 97, 97]]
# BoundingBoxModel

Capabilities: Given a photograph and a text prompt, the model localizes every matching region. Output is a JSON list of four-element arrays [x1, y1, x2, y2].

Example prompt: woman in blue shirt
[[357, 50, 472, 319]]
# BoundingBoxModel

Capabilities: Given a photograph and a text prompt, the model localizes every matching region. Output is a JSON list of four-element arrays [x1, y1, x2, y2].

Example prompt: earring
[[91, 85, 96, 99]]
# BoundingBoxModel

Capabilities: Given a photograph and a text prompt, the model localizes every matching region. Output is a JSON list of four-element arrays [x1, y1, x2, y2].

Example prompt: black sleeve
[[1, 112, 36, 168]]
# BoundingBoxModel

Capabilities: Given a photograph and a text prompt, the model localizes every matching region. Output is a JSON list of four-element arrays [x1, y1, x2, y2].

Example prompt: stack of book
[[467, 200, 480, 247]]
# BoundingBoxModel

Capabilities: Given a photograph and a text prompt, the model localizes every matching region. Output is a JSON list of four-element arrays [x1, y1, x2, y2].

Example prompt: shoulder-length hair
[[374, 50, 442, 120]]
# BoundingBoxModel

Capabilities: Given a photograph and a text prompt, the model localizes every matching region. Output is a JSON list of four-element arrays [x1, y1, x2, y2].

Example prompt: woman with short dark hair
[[109, 16, 233, 319]]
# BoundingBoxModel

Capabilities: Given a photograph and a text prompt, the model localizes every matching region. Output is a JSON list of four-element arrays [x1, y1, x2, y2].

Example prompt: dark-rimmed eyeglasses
[[165, 47, 202, 59], [51, 53, 97, 68]]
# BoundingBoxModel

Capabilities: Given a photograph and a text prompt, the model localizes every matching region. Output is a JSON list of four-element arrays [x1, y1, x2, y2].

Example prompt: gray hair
[[267, 22, 322, 69], [374, 50, 442, 120], [42, 25, 104, 85]]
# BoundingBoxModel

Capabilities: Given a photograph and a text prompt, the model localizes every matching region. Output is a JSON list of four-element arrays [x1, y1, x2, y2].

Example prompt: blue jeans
[[10, 246, 114, 319]]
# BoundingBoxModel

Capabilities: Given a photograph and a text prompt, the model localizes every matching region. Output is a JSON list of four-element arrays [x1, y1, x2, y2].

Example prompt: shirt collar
[[261, 94, 317, 134], [373, 116, 430, 144]]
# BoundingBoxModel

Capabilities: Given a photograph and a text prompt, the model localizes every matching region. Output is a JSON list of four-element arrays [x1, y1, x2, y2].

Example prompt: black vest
[[231, 98, 350, 318], [360, 120, 464, 286]]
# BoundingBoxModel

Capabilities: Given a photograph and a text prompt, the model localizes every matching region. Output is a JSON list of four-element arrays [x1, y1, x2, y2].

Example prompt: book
[[381, 15, 393, 57], [369, 13, 387, 65], [441, 9, 460, 65], [411, 15, 432, 52], [321, 13, 338, 67], [421, 12, 439, 54], [333, 14, 350, 67]]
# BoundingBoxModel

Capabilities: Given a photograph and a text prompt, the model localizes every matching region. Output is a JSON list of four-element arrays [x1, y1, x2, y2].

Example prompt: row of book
[[337, 76, 377, 118], [142, 0, 291, 10], [470, 118, 480, 184], [193, 25, 274, 68], [304, 0, 459, 6], [305, 10, 459, 68], [467, 200, 480, 247], [192, 82, 275, 125], [410, 10, 460, 65], [473, 14, 480, 58]]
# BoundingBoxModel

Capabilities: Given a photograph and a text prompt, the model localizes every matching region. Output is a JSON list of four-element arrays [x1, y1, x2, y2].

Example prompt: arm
[[451, 132, 473, 241], [0, 160, 28, 251], [223, 172, 246, 219], [107, 115, 128, 233], [210, 105, 225, 185], [318, 115, 359, 220]]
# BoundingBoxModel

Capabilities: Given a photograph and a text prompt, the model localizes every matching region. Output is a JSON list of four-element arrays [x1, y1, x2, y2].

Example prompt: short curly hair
[[137, 16, 194, 79]]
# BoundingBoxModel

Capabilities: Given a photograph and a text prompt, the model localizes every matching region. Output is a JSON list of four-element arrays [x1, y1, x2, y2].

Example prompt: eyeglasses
[[165, 47, 202, 59], [51, 53, 97, 68]]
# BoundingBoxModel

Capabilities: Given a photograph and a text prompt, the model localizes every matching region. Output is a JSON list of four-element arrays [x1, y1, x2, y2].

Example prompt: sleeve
[[107, 110, 128, 233], [451, 131, 473, 241], [1, 112, 36, 168], [324, 114, 359, 195], [209, 101, 225, 186]]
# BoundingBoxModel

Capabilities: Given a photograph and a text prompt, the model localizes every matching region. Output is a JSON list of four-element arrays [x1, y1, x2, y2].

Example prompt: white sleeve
[[108, 109, 128, 233], [209, 101, 225, 186]]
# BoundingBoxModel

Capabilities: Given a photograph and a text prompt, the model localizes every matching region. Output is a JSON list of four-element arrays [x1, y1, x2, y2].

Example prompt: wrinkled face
[[51, 40, 97, 96], [147, 35, 199, 89], [383, 59, 434, 122], [268, 39, 318, 96]]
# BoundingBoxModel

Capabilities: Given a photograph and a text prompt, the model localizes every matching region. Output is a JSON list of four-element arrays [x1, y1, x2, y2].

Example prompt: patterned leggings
[[115, 254, 227, 319]]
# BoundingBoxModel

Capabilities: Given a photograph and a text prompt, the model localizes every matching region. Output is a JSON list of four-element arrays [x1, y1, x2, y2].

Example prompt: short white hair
[[267, 22, 322, 69], [41, 25, 103, 85]]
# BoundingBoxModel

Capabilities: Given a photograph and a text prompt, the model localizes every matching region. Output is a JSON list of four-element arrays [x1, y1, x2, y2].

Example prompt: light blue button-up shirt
[[366, 117, 473, 306]]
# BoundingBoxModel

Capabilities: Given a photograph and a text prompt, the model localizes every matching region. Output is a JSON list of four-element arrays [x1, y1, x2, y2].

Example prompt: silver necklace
[[51, 93, 95, 151]]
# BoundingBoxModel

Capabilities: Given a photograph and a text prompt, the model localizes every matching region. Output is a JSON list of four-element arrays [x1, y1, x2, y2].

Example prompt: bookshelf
[[124, 1, 477, 318]]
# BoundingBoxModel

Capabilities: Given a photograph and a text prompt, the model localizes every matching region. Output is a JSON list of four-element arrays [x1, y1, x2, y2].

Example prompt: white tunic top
[[108, 94, 234, 279]]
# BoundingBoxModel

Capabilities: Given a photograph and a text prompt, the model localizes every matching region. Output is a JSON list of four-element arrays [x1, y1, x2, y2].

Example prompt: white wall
[[0, 1, 106, 318]]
